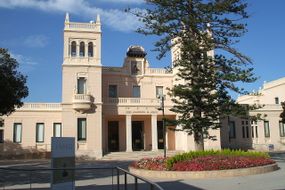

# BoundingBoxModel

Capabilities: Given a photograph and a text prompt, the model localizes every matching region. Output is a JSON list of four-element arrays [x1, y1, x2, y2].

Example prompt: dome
[[126, 46, 147, 58]]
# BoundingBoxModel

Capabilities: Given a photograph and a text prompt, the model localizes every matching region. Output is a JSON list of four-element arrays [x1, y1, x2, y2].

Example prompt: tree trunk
[[193, 108, 204, 151], [194, 130, 204, 151]]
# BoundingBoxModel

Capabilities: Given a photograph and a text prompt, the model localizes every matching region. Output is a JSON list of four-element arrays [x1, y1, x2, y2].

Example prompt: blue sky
[[0, 0, 285, 103]]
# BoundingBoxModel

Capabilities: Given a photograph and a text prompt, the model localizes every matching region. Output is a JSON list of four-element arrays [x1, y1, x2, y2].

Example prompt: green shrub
[[166, 149, 270, 169]]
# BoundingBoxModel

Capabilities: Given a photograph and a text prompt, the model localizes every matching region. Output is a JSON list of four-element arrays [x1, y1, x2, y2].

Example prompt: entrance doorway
[[108, 121, 119, 152], [157, 121, 164, 149], [132, 121, 144, 151]]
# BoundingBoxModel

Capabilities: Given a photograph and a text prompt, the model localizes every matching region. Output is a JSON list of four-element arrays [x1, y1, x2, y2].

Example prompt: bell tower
[[61, 13, 103, 158], [63, 13, 101, 66]]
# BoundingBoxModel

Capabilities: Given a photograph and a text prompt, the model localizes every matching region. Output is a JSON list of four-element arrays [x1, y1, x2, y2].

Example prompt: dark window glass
[[109, 85, 117, 98], [229, 121, 236, 138], [264, 121, 270, 138], [246, 126, 249, 138], [156, 86, 163, 98], [0, 130, 3, 143], [275, 97, 279, 104], [36, 123, 44, 143], [71, 41, 76, 57], [255, 126, 258, 138], [13, 123, 22, 143], [279, 122, 285, 137], [78, 118, 87, 141], [88, 42, 93, 57], [77, 77, 86, 94], [133, 86, 141, 97], [53, 123, 62, 137], [80, 42, 85, 57], [131, 61, 142, 75]]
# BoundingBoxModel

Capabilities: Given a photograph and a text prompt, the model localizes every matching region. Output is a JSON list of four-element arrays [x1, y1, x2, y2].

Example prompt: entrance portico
[[103, 114, 176, 153]]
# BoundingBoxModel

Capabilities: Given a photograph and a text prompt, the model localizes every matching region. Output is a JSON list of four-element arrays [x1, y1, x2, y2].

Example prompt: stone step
[[101, 150, 183, 161]]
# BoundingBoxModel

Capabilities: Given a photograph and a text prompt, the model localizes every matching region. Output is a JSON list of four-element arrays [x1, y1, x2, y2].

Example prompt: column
[[151, 114, 158, 151], [85, 41, 88, 58], [76, 41, 80, 57], [126, 114, 132, 152], [166, 127, 168, 150]]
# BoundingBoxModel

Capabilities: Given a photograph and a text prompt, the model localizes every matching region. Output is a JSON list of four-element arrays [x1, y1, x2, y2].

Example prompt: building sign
[[51, 137, 75, 190]]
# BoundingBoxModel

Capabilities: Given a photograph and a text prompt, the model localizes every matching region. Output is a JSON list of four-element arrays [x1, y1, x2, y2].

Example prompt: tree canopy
[[131, 0, 256, 150], [0, 48, 28, 116]]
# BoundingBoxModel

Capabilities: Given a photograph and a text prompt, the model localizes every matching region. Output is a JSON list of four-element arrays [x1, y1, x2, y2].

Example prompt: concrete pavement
[[0, 152, 284, 190]]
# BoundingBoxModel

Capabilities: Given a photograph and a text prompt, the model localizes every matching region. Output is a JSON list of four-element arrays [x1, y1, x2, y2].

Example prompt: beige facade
[[221, 78, 285, 151], [0, 14, 224, 159]]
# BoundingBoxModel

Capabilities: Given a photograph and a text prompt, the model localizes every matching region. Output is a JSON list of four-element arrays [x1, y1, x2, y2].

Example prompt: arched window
[[71, 41, 76, 57], [80, 42, 85, 57], [88, 42, 93, 57]]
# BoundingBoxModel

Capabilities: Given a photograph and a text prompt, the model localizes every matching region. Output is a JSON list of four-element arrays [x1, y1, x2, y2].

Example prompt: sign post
[[51, 137, 75, 190]]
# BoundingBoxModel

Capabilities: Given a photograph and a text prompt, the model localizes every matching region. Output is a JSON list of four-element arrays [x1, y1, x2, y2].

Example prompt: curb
[[129, 163, 279, 179]]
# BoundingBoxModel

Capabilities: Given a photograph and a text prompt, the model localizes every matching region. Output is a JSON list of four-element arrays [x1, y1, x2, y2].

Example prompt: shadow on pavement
[[0, 160, 132, 188], [269, 152, 285, 163], [0, 181, 205, 190]]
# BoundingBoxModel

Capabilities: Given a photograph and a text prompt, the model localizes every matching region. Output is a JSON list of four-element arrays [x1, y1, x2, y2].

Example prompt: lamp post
[[157, 94, 166, 158]]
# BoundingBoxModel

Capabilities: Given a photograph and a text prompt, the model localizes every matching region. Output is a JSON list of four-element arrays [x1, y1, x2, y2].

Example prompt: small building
[[221, 78, 285, 151]]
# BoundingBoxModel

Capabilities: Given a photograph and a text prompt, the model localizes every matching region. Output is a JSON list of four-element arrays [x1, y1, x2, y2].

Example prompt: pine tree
[[130, 0, 256, 150]]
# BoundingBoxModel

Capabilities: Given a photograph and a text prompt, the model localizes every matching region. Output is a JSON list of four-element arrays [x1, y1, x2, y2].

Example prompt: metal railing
[[104, 98, 173, 107], [0, 167, 164, 190]]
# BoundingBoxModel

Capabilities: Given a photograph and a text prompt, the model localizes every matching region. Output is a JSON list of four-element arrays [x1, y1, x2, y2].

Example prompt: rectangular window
[[246, 126, 249, 138], [109, 85, 117, 98], [53, 123, 62, 137], [279, 122, 285, 137], [78, 118, 87, 141], [255, 125, 258, 138], [36, 123, 44, 143], [0, 119, 3, 127], [242, 126, 245, 138], [229, 121, 236, 138], [156, 86, 163, 98], [264, 121, 270, 138], [13, 123, 22, 143], [132, 86, 141, 98], [0, 130, 3, 143], [131, 61, 142, 75], [251, 126, 254, 138], [275, 97, 279, 104], [77, 77, 86, 94]]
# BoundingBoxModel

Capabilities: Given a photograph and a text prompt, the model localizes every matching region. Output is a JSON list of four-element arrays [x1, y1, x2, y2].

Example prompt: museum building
[[0, 14, 284, 158]]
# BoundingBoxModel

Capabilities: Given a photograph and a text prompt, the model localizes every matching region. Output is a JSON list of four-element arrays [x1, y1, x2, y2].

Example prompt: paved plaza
[[0, 151, 284, 190]]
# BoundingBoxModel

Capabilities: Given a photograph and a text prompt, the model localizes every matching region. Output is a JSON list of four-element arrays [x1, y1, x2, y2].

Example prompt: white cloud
[[11, 53, 38, 66], [98, 0, 144, 4], [11, 53, 38, 73], [1, 34, 49, 48], [0, 0, 144, 32], [24, 35, 48, 48]]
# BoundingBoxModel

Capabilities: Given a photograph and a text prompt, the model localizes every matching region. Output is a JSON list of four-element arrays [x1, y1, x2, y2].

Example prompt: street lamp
[[157, 94, 166, 158]]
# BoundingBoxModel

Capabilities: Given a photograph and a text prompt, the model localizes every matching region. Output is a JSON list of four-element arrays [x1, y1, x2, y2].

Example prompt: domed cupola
[[126, 46, 147, 58]]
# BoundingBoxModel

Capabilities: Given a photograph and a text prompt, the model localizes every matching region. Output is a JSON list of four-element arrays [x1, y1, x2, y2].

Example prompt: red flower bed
[[131, 155, 275, 171], [172, 156, 275, 171], [131, 157, 168, 171]]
